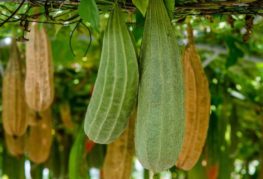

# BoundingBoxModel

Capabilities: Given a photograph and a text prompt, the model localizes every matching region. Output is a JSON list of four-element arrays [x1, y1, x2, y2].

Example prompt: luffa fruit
[[25, 109, 53, 164], [2, 39, 28, 137], [176, 24, 211, 170], [84, 5, 139, 144], [102, 111, 136, 179], [135, 0, 185, 172], [25, 23, 54, 111], [5, 133, 25, 157]]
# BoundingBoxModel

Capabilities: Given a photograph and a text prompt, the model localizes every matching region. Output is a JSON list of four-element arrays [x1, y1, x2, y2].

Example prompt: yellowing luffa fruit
[[25, 23, 54, 111]]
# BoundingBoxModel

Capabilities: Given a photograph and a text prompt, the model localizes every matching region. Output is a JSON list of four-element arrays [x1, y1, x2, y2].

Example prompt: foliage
[[0, 0, 262, 179]]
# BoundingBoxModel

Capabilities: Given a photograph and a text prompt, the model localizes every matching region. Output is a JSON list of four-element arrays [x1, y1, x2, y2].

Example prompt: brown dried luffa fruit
[[102, 111, 136, 179], [25, 109, 53, 164], [25, 23, 54, 111], [5, 133, 25, 157], [2, 39, 28, 137], [176, 24, 211, 171], [27, 108, 42, 126]]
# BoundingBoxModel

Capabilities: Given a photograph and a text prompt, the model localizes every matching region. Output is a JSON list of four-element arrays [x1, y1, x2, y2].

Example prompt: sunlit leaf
[[132, 0, 149, 16], [78, 0, 99, 30]]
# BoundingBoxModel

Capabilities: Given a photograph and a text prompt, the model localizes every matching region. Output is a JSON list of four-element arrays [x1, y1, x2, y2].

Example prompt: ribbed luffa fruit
[[25, 109, 53, 164], [103, 111, 136, 179], [84, 5, 139, 144], [176, 24, 211, 171], [135, 0, 185, 172], [5, 133, 25, 157], [2, 39, 28, 137], [25, 23, 54, 111], [27, 108, 42, 126]]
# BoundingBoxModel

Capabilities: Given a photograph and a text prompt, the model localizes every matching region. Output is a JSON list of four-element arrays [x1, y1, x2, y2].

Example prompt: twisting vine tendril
[[69, 19, 93, 57], [0, 0, 26, 27]]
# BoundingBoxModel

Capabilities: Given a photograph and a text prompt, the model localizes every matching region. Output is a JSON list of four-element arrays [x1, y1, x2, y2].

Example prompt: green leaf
[[52, 26, 75, 66], [132, 0, 149, 16], [164, 0, 175, 18], [69, 126, 88, 179], [225, 36, 244, 68], [78, 0, 99, 30]]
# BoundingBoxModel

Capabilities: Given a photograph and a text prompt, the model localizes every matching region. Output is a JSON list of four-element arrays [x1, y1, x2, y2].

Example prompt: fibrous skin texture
[[84, 5, 139, 144], [25, 23, 54, 112], [103, 111, 136, 179], [27, 108, 42, 126], [5, 133, 25, 157], [25, 109, 53, 164], [135, 0, 185, 172], [176, 24, 211, 171], [2, 39, 28, 137]]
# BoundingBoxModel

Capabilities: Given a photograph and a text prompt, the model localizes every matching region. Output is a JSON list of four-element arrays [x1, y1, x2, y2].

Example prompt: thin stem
[[0, 0, 26, 27]]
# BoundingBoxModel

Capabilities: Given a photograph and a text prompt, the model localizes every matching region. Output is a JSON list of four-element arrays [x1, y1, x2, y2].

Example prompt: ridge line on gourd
[[2, 39, 28, 137], [175, 24, 211, 171], [135, 0, 185, 173], [84, 4, 139, 144], [25, 23, 54, 112]]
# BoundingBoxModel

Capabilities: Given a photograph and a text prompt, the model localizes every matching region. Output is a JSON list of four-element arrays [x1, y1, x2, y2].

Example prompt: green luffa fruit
[[135, 0, 185, 172], [84, 5, 139, 144]]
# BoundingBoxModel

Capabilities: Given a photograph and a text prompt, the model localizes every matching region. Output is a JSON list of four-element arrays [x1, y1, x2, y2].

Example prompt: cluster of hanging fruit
[[1, 0, 211, 176], [2, 23, 54, 164], [84, 0, 211, 174]]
